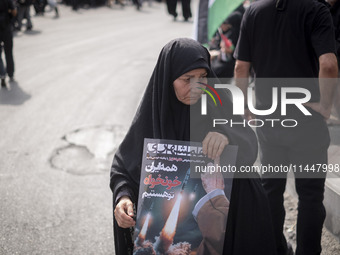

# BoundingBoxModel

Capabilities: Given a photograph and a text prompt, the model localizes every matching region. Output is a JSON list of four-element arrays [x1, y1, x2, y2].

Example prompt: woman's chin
[[188, 98, 200, 105]]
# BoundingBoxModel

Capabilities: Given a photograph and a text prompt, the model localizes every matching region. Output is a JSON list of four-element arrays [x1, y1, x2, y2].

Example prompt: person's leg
[[166, 0, 178, 19], [3, 29, 14, 79], [25, 6, 33, 30], [72, 0, 78, 10], [132, 0, 141, 9], [288, 117, 329, 255], [0, 46, 6, 77], [17, 6, 25, 31], [0, 44, 6, 88], [181, 0, 191, 20], [33, 1, 40, 15], [257, 127, 290, 255], [54, 6, 59, 17], [42, 0, 47, 14], [294, 178, 326, 255]]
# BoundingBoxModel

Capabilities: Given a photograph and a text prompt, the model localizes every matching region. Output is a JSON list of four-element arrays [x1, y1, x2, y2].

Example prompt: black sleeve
[[311, 4, 336, 57], [233, 7, 252, 62], [115, 188, 133, 205]]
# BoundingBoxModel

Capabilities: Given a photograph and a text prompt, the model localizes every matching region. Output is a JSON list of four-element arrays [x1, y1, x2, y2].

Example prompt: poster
[[133, 138, 238, 255]]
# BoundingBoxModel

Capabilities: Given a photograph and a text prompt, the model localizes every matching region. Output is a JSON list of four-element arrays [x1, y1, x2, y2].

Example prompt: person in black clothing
[[132, 0, 141, 11], [33, 0, 47, 16], [71, 0, 79, 11], [209, 11, 242, 80], [166, 0, 192, 21], [0, 0, 16, 89], [234, 0, 338, 254], [234, 0, 250, 15], [17, 0, 33, 31], [328, 0, 340, 58], [110, 38, 277, 255], [327, 0, 340, 120]]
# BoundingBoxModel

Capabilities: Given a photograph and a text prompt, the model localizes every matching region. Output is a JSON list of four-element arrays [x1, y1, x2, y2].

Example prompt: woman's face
[[221, 23, 232, 33], [173, 68, 208, 105]]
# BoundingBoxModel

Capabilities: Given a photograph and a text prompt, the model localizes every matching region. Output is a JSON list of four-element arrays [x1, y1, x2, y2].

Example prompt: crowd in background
[[1, 0, 339, 89], [0, 0, 198, 89], [9, 0, 194, 28]]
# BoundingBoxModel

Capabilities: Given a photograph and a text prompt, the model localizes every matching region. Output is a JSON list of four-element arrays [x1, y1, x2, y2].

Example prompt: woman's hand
[[202, 132, 229, 162], [114, 196, 135, 228]]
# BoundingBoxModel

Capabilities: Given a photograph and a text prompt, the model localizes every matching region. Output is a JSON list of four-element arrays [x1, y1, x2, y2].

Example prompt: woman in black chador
[[110, 38, 277, 255]]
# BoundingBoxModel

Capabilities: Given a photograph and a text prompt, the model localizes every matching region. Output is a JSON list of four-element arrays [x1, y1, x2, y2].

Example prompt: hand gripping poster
[[133, 138, 238, 255]]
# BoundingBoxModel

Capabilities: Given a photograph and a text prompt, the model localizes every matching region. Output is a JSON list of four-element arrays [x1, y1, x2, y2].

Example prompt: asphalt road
[[0, 3, 193, 254]]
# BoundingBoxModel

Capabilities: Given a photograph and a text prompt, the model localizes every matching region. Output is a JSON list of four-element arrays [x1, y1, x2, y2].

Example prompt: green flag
[[196, 0, 244, 44], [208, 0, 244, 40]]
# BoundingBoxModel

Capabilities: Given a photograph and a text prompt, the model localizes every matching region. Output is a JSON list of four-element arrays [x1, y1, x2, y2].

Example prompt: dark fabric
[[33, 0, 47, 14], [18, 0, 33, 6], [181, 0, 191, 20], [0, 0, 14, 78], [234, 3, 246, 15], [0, 28, 14, 77], [223, 178, 277, 255], [71, 0, 79, 10], [110, 38, 276, 255], [0, 0, 14, 30], [330, 0, 340, 68], [17, 5, 32, 30], [233, 1, 334, 254], [166, 0, 191, 19], [211, 58, 235, 79], [132, 0, 141, 9], [225, 11, 242, 34], [166, 0, 178, 18], [196, 0, 209, 44], [210, 11, 242, 79], [234, 0, 336, 109], [259, 115, 329, 255]]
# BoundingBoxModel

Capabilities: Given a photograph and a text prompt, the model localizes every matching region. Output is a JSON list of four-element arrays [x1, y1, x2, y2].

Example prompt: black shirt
[[330, 0, 340, 67], [234, 0, 336, 111]]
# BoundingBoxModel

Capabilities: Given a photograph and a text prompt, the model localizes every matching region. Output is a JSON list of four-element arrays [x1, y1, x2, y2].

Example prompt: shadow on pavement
[[0, 80, 31, 105], [13, 29, 42, 38], [23, 30, 42, 36]]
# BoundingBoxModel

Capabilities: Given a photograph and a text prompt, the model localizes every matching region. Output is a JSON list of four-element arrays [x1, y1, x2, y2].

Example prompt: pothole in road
[[50, 125, 126, 175]]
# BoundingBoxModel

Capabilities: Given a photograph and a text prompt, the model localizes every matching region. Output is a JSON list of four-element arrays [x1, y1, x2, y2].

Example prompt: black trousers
[[166, 0, 191, 19], [0, 27, 14, 78], [257, 113, 329, 255]]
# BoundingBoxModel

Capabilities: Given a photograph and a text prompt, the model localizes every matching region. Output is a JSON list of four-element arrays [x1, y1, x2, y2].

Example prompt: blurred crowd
[[12, 0, 59, 32], [0, 0, 197, 89], [1, 0, 340, 114], [8, 0, 195, 30]]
